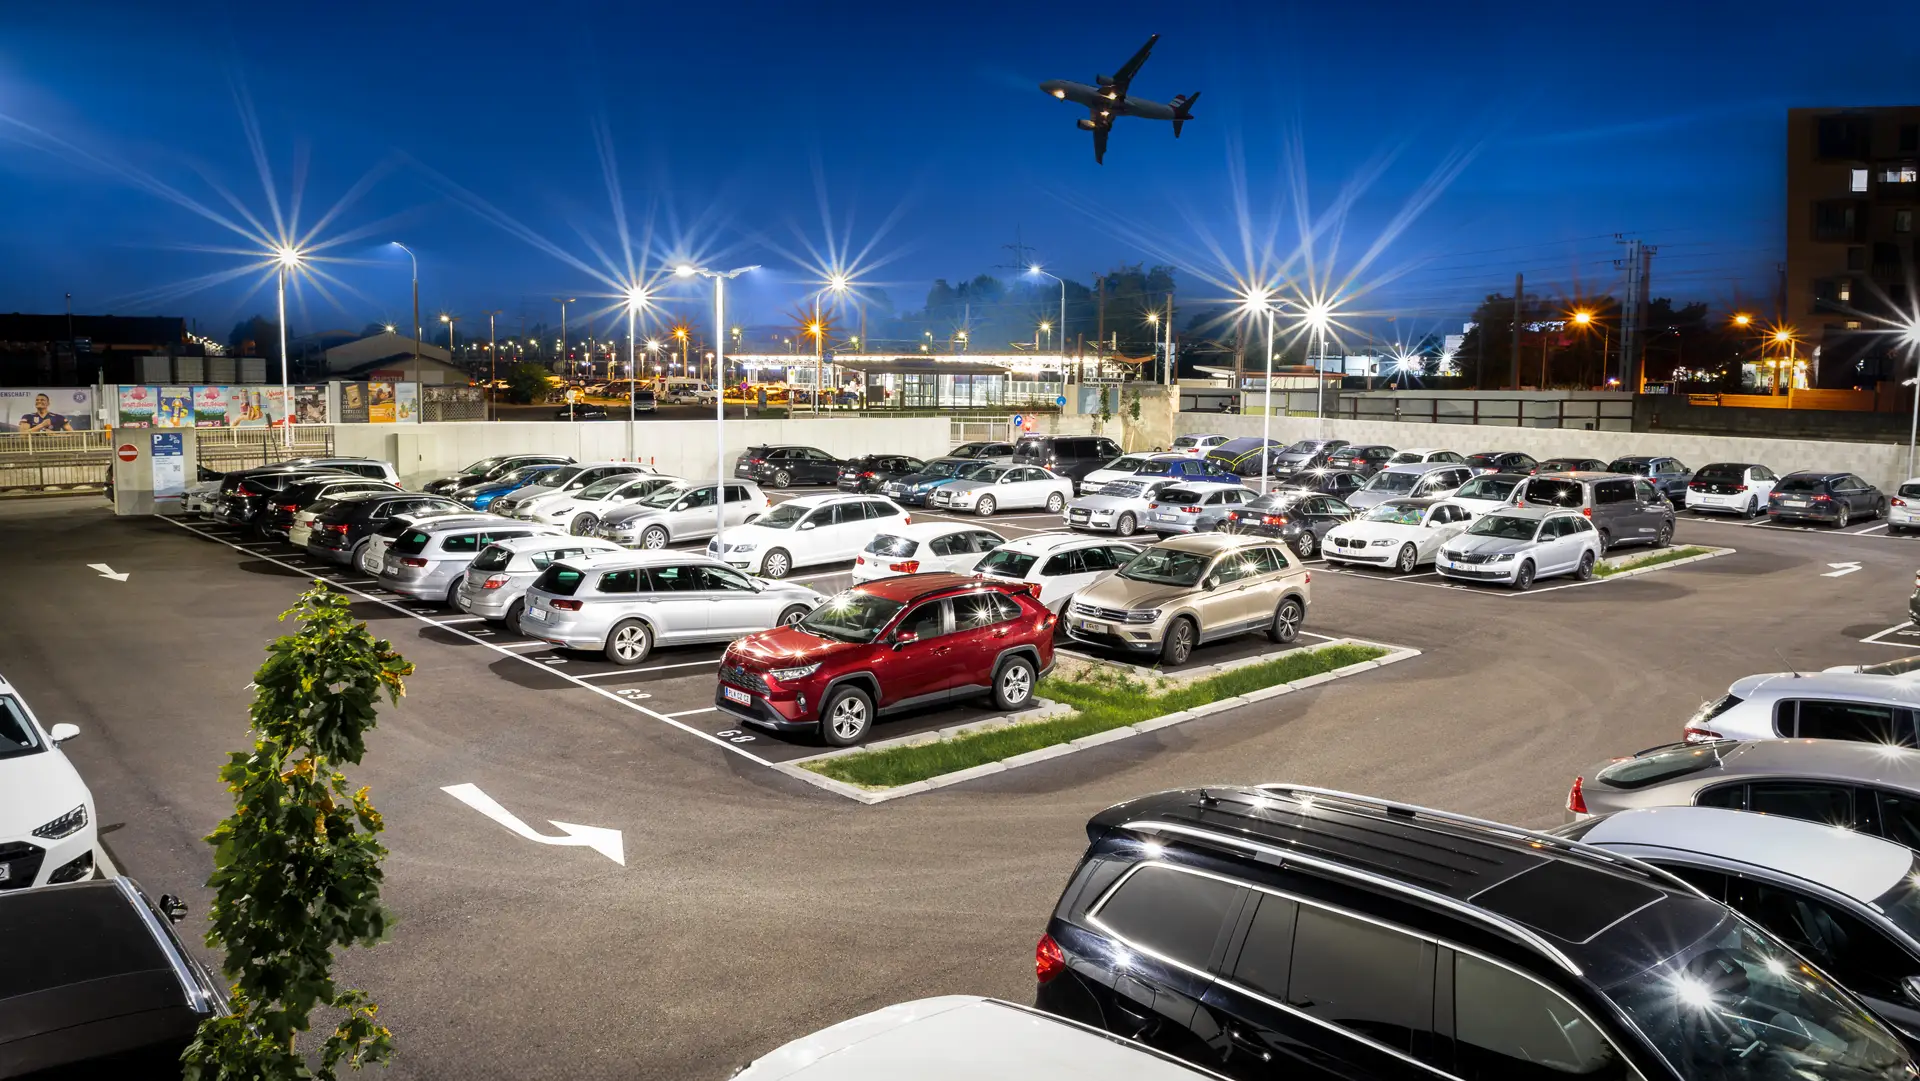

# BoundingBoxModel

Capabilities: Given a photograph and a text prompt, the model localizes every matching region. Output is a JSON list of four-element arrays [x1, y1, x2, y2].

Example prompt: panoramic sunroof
[[1470, 860, 1665, 943]]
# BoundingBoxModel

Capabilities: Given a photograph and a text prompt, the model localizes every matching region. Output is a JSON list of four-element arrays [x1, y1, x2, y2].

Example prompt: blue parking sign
[[1011, 413, 1024, 428], [1055, 395, 1067, 407]]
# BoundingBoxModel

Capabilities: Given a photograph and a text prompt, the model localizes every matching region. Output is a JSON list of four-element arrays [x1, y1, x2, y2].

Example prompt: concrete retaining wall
[[334, 417, 953, 487], [1176, 412, 1918, 492]]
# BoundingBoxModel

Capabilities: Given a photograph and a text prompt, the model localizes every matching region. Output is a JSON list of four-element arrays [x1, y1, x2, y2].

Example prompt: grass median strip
[[1595, 545, 1710, 577], [805, 642, 1388, 789]]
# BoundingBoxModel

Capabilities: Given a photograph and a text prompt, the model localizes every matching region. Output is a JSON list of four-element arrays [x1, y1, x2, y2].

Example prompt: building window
[[1846, 321, 1863, 329], [1881, 164, 1919, 184], [1839, 281, 1853, 302], [1852, 168, 1870, 192], [1899, 210, 1914, 234], [1815, 200, 1861, 242], [1818, 114, 1873, 159]]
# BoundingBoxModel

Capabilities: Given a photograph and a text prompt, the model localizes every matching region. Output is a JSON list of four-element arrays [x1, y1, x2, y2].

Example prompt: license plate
[[1152, 513, 1176, 522], [722, 685, 752, 705], [1784, 499, 1807, 507], [1070, 510, 1089, 520], [1079, 619, 1109, 634], [0, 863, 9, 881], [523, 607, 548, 622]]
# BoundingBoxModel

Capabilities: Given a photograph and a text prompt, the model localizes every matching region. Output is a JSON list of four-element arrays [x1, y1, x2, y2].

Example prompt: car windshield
[[970, 466, 1010, 483], [1608, 459, 1653, 475], [1105, 455, 1152, 472], [1596, 743, 1731, 789], [799, 592, 906, 643], [975, 549, 1038, 578], [1366, 471, 1423, 493], [497, 466, 551, 486], [1388, 451, 1428, 464], [1119, 548, 1211, 586], [1457, 475, 1519, 501], [1468, 514, 1541, 540], [1244, 493, 1305, 513], [1363, 503, 1425, 526], [1900, 483, 1920, 499], [1172, 436, 1200, 448], [637, 485, 692, 509], [531, 465, 585, 488], [1604, 915, 1909, 1081], [1523, 479, 1584, 507], [1775, 476, 1827, 494], [1870, 858, 1920, 943], [576, 477, 632, 500], [956, 461, 996, 479], [916, 460, 968, 478], [462, 458, 502, 475], [471, 545, 513, 572], [0, 695, 44, 760], [753, 503, 807, 529], [1695, 465, 1747, 483], [866, 534, 917, 558], [1133, 459, 1182, 475], [1857, 655, 1920, 676]]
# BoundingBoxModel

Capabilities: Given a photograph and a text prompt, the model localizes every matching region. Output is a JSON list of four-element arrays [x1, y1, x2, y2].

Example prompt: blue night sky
[[2, 0, 1916, 345]]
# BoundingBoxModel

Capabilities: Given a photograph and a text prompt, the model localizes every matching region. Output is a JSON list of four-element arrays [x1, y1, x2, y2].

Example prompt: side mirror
[[1202, 576, 1220, 591], [892, 630, 919, 650], [47, 723, 79, 744], [158, 894, 189, 924], [1903, 975, 1920, 1008], [799, 521, 817, 531]]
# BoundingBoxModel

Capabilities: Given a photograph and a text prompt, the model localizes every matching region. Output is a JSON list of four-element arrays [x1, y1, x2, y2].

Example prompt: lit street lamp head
[[1572, 310, 1593, 325], [626, 286, 650, 309], [273, 246, 304, 269], [675, 264, 698, 278], [1733, 313, 1752, 326]]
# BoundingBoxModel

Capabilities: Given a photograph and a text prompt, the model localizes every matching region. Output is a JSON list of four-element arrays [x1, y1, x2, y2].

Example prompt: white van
[[654, 378, 707, 404]]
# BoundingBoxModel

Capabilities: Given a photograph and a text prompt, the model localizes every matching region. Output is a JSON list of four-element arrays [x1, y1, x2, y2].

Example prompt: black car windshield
[[1457, 475, 1519, 501], [1605, 916, 1909, 1081], [1132, 459, 1181, 475], [799, 592, 906, 643], [865, 534, 916, 558], [970, 466, 1010, 483], [917, 460, 969, 479], [753, 503, 807, 529], [1596, 743, 1730, 789], [956, 461, 996, 479], [1523, 479, 1583, 507], [1365, 471, 1423, 493], [1363, 503, 1425, 526], [1467, 514, 1541, 540], [496, 466, 553, 486], [1105, 455, 1153, 472], [1775, 475, 1828, 494], [1870, 859, 1920, 943], [0, 695, 44, 759], [1608, 459, 1653, 475], [1900, 483, 1920, 500], [462, 457, 503, 475], [1119, 549, 1211, 586], [975, 549, 1038, 578], [1281, 440, 1324, 453], [1244, 493, 1306, 513]]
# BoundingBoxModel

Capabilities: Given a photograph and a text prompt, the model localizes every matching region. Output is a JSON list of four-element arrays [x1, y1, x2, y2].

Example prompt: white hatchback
[[973, 532, 1143, 613], [850, 522, 1007, 583], [708, 493, 911, 579], [0, 675, 96, 889], [1685, 462, 1779, 518], [1680, 670, 1920, 744], [1894, 478, 1920, 534], [1171, 433, 1230, 458], [522, 473, 682, 535]]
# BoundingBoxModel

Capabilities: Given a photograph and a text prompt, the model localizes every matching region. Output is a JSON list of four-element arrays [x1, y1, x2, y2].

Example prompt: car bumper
[[455, 586, 516, 618], [714, 679, 813, 731], [1435, 559, 1519, 583], [306, 538, 357, 564], [0, 823, 97, 889], [1325, 547, 1395, 564], [1686, 492, 1753, 514], [1768, 504, 1839, 521], [1893, 506, 1920, 526], [1144, 516, 1200, 533], [1066, 622, 1164, 652], [849, 562, 897, 583], [1066, 510, 1122, 531], [378, 569, 458, 599], [836, 479, 875, 492]]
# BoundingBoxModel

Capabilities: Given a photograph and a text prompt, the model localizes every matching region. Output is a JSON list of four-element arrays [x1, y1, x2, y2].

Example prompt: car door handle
[[1225, 1027, 1274, 1062], [991, 628, 1011, 638], [932, 646, 952, 655]]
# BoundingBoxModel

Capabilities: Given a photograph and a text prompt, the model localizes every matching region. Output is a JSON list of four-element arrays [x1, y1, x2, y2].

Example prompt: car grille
[[1448, 551, 1498, 565], [0, 840, 46, 891], [931, 490, 956, 505], [1069, 508, 1092, 520], [884, 483, 908, 496], [1332, 537, 1368, 549], [720, 664, 763, 689], [1071, 601, 1131, 621]]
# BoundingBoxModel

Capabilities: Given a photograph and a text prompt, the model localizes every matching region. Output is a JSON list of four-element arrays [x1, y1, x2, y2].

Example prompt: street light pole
[[677, 264, 759, 543], [554, 298, 575, 420], [276, 259, 292, 447], [1905, 324, 1920, 479], [625, 288, 647, 463], [482, 310, 502, 421], [1028, 266, 1067, 366], [1263, 308, 1276, 493], [391, 242, 420, 387]]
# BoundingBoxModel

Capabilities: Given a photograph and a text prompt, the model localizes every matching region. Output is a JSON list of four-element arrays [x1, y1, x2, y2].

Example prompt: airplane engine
[[1076, 118, 1098, 131]]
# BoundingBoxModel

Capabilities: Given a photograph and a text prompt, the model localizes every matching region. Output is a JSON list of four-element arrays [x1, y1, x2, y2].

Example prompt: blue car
[[879, 457, 998, 506], [1077, 451, 1240, 495], [456, 463, 563, 509]]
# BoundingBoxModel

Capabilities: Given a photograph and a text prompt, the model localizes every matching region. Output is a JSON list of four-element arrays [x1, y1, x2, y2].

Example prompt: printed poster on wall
[[339, 381, 370, 423], [223, 387, 269, 427], [192, 386, 229, 427], [0, 388, 94, 432], [394, 381, 418, 423], [157, 386, 193, 428], [150, 432, 185, 498], [117, 386, 156, 428], [367, 381, 396, 423], [292, 384, 328, 425]]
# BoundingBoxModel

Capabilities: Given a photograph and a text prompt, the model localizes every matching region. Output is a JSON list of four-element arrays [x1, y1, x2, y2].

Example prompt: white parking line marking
[[160, 518, 776, 766], [1851, 523, 1890, 535], [667, 707, 719, 718], [340, 579, 376, 585], [436, 615, 485, 625], [569, 660, 718, 677], [494, 640, 554, 650], [1861, 621, 1920, 646]]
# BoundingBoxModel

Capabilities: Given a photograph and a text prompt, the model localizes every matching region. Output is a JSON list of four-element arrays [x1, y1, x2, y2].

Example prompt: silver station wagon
[[520, 552, 827, 664], [454, 534, 627, 631], [378, 519, 563, 603]]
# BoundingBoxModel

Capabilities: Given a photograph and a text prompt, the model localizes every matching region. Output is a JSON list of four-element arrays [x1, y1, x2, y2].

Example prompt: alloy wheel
[[773, 470, 792, 487], [1397, 543, 1417, 574], [1046, 493, 1065, 513], [1837, 506, 1851, 529], [763, 550, 791, 579], [1295, 531, 1317, 558], [829, 697, 868, 742], [1272, 600, 1302, 643], [643, 526, 669, 549], [977, 496, 996, 517], [611, 624, 648, 662], [1000, 664, 1032, 705], [573, 513, 598, 536], [1576, 551, 1596, 580], [1116, 513, 1136, 537]]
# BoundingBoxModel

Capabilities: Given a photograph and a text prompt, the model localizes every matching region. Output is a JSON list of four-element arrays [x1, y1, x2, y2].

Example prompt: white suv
[[708, 493, 911, 579], [0, 675, 97, 889], [973, 532, 1143, 614], [1682, 670, 1920, 744]]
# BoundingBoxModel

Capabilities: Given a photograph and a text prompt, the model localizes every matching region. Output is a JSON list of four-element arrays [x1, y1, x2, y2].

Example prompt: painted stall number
[[616, 689, 652, 700], [715, 729, 756, 744]]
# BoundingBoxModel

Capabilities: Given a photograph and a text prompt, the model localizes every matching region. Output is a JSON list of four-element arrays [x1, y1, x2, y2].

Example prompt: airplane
[[1039, 34, 1198, 165]]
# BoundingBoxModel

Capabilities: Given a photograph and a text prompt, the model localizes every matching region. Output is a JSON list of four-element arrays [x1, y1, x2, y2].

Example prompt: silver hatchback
[[378, 519, 565, 603], [520, 552, 826, 664], [454, 534, 627, 630]]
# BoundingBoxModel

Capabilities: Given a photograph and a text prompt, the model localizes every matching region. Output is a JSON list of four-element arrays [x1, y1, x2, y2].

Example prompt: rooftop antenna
[[1773, 646, 1802, 678]]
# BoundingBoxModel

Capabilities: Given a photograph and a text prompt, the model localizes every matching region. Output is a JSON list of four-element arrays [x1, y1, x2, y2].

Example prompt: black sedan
[[306, 491, 470, 566], [263, 476, 402, 538], [734, 444, 844, 487], [555, 404, 610, 421], [1466, 450, 1539, 474], [1274, 467, 1369, 501], [1323, 444, 1395, 476], [424, 454, 574, 494], [1768, 470, 1887, 528], [1532, 456, 1609, 474], [948, 441, 1014, 459], [1212, 491, 1356, 559], [836, 454, 927, 492]]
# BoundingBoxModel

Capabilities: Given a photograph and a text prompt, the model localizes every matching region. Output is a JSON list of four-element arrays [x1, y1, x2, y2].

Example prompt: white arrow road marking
[[1823, 561, 1863, 578], [87, 563, 129, 581], [440, 783, 624, 865]]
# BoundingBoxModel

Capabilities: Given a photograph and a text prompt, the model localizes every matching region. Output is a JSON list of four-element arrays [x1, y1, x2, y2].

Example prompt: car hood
[[728, 625, 871, 667], [0, 750, 90, 835], [937, 480, 991, 496], [1076, 574, 1199, 611], [1345, 489, 1409, 509], [1442, 533, 1535, 557], [1069, 493, 1141, 512]]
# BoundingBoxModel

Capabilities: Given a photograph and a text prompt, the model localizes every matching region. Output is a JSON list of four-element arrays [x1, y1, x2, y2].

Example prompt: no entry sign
[[116, 444, 138, 463]]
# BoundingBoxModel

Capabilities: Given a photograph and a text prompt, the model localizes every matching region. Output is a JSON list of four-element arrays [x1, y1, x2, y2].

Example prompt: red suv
[[714, 573, 1055, 746]]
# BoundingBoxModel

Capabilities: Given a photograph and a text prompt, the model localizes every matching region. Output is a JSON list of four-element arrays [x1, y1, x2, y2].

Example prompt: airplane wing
[[1108, 34, 1159, 96]]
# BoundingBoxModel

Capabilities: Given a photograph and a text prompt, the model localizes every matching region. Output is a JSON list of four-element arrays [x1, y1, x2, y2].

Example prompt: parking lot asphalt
[[5, 490, 1918, 1079]]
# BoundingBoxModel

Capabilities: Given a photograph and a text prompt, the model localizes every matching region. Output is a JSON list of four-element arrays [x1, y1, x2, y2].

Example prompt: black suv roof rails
[[1252, 784, 1708, 901]]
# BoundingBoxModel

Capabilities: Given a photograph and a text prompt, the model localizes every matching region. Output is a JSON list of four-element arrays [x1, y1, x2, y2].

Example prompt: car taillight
[[855, 556, 865, 565], [1263, 515, 1287, 526], [862, 471, 875, 478], [1147, 502, 1159, 509], [1896, 497, 1908, 508], [888, 560, 921, 573], [482, 574, 511, 589], [903, 515, 912, 524], [1035, 933, 1066, 984], [326, 523, 350, 534], [1581, 507, 1591, 517], [236, 483, 259, 496], [750, 458, 764, 463], [1683, 726, 1722, 743], [1181, 505, 1200, 513], [1733, 484, 1747, 492], [1814, 494, 1832, 502], [550, 599, 582, 611], [280, 503, 299, 512], [401, 557, 428, 567], [1566, 776, 1588, 815]]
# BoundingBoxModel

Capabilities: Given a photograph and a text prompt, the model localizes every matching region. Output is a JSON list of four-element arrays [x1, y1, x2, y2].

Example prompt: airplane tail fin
[[1171, 91, 1200, 138]]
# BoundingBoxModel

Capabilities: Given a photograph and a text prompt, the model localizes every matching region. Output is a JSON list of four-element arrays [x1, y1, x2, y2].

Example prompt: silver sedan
[[1064, 478, 1181, 537]]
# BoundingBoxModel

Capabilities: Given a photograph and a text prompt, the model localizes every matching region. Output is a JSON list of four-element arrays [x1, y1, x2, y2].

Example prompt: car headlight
[[1370, 538, 1396, 547], [729, 543, 758, 553], [1125, 608, 1161, 624], [769, 663, 821, 681], [33, 804, 87, 840], [1493, 552, 1515, 562]]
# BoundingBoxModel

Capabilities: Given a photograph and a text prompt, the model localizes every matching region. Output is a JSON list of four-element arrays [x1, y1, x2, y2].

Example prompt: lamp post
[[1772, 328, 1795, 396], [1300, 301, 1334, 431], [1027, 266, 1067, 363], [390, 242, 420, 386], [440, 312, 459, 358], [481, 310, 502, 420], [814, 274, 851, 413], [1240, 286, 1278, 494], [1904, 322, 1920, 479], [1037, 320, 1051, 352], [273, 247, 304, 447], [625, 287, 649, 461], [554, 298, 576, 419], [676, 264, 759, 543]]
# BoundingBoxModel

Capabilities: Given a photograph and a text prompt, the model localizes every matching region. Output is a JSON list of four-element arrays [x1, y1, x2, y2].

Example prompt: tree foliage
[[504, 362, 554, 404], [228, 315, 280, 356], [182, 586, 412, 1081]]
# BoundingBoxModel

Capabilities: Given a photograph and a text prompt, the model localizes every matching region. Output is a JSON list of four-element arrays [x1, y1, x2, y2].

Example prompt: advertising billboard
[[0, 388, 95, 432], [116, 386, 157, 428]]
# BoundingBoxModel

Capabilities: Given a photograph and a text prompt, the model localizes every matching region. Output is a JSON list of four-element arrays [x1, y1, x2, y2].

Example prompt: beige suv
[[1065, 533, 1310, 664]]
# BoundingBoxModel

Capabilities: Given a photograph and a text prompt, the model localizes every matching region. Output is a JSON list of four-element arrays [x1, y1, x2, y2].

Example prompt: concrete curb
[[778, 637, 1421, 805], [1593, 545, 1733, 581]]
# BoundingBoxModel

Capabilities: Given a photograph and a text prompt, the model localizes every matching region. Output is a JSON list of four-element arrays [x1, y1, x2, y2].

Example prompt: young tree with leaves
[[182, 585, 413, 1081]]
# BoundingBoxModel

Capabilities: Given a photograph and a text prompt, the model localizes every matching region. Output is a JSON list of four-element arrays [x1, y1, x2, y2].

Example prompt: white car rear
[[1893, 478, 1920, 533], [0, 676, 97, 890], [1685, 463, 1779, 518], [1171, 433, 1229, 458], [850, 522, 1007, 583], [1447, 472, 1524, 517], [1680, 670, 1920, 745], [973, 532, 1142, 613], [708, 493, 911, 579]]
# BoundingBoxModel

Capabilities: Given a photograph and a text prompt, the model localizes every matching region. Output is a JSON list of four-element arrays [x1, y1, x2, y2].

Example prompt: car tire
[[1880, 499, 1890, 520], [1160, 617, 1196, 666], [820, 686, 874, 747], [1045, 492, 1066, 513], [572, 512, 598, 536], [1395, 543, 1418, 574], [976, 496, 997, 517], [1743, 496, 1759, 518], [1654, 520, 1673, 548], [1293, 531, 1317, 558], [992, 657, 1036, 711], [348, 538, 370, 568], [1836, 505, 1851, 529], [604, 619, 653, 665], [1575, 550, 1596, 581], [505, 598, 526, 634], [761, 548, 792, 579], [641, 525, 670, 550], [1268, 598, 1304, 644], [1116, 513, 1137, 537], [772, 469, 792, 488], [777, 604, 810, 627], [445, 576, 464, 606], [1511, 560, 1535, 591], [1597, 528, 1613, 553]]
